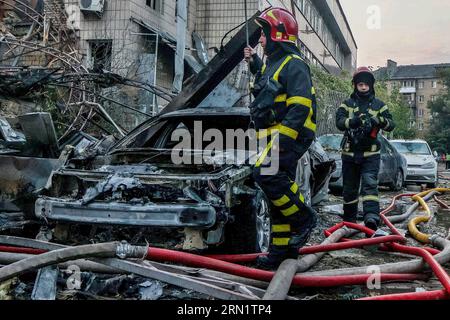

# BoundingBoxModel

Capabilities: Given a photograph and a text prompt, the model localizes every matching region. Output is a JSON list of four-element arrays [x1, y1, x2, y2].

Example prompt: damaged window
[[88, 40, 113, 72]]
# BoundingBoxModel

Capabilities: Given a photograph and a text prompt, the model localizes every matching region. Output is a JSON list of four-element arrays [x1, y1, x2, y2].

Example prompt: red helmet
[[352, 67, 375, 85], [256, 7, 298, 44]]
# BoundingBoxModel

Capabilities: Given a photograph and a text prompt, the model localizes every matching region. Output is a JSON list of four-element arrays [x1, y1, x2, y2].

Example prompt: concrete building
[[65, 0, 357, 91], [375, 60, 450, 135], [196, 0, 358, 74], [1, 0, 357, 129]]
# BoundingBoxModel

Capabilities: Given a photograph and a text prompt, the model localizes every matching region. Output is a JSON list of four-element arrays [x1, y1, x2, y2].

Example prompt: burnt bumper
[[35, 198, 217, 228]]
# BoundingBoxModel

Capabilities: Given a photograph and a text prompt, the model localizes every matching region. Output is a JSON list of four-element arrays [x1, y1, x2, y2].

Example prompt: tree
[[375, 83, 417, 139], [426, 68, 450, 153]]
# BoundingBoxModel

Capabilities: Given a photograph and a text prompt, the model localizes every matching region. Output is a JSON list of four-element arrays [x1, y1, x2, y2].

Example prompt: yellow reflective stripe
[[304, 106, 316, 132], [256, 124, 280, 140], [345, 118, 350, 129], [342, 152, 355, 157], [266, 10, 278, 22], [272, 195, 290, 207], [368, 109, 378, 116], [299, 193, 305, 203], [255, 135, 277, 167], [363, 195, 380, 202], [345, 199, 359, 205], [371, 145, 377, 152], [279, 125, 298, 140], [288, 35, 297, 42], [379, 105, 388, 114], [286, 96, 312, 108], [276, 31, 283, 40], [290, 182, 299, 195], [272, 238, 290, 246], [364, 151, 380, 157], [257, 124, 299, 140], [275, 94, 287, 103], [273, 56, 293, 81], [311, 87, 316, 95], [339, 104, 350, 112], [272, 224, 291, 233], [286, 96, 315, 132], [262, 64, 267, 74], [281, 204, 300, 217]]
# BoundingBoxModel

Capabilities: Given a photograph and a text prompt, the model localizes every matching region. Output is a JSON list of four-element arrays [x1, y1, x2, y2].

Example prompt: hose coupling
[[116, 241, 146, 259]]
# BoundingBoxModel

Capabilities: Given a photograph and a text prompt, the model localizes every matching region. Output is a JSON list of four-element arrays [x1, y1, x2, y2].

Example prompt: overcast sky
[[340, 0, 450, 69]]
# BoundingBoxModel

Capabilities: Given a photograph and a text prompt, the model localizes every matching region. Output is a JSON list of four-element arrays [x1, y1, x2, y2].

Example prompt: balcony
[[400, 87, 416, 94], [405, 101, 417, 109]]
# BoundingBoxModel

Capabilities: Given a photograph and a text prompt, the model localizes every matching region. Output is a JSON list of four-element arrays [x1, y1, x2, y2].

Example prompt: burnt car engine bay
[[36, 148, 257, 251]]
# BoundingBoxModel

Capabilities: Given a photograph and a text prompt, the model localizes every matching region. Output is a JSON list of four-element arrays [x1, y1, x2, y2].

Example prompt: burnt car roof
[[160, 107, 250, 118]]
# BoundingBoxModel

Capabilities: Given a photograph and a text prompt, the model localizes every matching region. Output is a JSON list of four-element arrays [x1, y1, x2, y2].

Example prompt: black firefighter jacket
[[249, 50, 317, 153], [336, 93, 396, 156]]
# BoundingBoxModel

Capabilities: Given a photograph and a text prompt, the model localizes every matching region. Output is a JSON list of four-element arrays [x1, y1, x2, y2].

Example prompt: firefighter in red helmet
[[244, 7, 317, 269], [336, 67, 396, 231]]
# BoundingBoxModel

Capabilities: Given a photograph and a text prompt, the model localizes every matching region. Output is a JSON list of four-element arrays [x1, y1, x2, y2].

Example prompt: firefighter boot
[[287, 207, 318, 258], [256, 245, 289, 270]]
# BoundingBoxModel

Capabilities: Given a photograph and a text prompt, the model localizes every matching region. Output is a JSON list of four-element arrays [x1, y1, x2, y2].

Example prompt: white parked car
[[390, 139, 438, 188]]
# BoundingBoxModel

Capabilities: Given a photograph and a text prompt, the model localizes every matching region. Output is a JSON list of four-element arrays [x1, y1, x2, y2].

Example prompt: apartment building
[[1, 0, 357, 126], [196, 0, 358, 74], [375, 60, 450, 134]]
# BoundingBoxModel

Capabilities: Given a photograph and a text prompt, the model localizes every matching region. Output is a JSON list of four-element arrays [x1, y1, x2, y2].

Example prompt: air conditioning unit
[[79, 0, 106, 18]]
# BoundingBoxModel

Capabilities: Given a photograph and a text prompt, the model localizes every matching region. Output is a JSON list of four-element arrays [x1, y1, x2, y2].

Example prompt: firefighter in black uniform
[[244, 7, 317, 269], [336, 67, 396, 231]]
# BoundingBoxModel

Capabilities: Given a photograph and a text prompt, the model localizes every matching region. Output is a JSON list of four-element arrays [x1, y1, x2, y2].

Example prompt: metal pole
[[244, 0, 252, 105], [153, 33, 159, 115]]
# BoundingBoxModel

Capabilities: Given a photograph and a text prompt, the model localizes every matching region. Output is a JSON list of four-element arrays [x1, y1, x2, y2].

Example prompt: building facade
[[1, 0, 357, 129], [195, 0, 357, 75], [375, 60, 450, 135]]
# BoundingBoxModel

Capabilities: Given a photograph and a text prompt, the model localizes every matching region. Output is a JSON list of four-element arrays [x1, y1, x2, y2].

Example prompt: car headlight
[[421, 162, 436, 169]]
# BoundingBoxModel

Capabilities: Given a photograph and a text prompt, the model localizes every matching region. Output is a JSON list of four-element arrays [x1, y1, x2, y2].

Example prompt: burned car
[[36, 107, 334, 253]]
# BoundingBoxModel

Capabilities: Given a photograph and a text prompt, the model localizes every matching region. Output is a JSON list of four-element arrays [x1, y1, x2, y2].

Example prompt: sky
[[339, 0, 450, 69]]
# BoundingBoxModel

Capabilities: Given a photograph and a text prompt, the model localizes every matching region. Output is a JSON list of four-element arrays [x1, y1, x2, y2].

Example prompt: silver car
[[390, 139, 438, 188], [318, 134, 407, 191]]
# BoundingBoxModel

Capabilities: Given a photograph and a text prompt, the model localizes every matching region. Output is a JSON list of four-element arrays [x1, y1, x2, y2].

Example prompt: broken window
[[88, 40, 113, 72]]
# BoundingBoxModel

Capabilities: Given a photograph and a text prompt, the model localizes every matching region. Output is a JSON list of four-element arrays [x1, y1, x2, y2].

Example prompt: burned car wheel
[[224, 190, 271, 254]]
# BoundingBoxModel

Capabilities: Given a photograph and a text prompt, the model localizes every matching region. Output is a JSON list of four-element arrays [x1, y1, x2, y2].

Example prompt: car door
[[382, 139, 397, 183]]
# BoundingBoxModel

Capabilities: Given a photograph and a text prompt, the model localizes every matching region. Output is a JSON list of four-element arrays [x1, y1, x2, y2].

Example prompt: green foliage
[[377, 84, 417, 139], [426, 68, 450, 153], [310, 65, 353, 96]]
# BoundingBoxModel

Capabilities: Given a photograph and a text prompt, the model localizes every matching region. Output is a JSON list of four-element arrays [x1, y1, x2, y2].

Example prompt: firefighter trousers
[[252, 135, 316, 255], [342, 153, 381, 224]]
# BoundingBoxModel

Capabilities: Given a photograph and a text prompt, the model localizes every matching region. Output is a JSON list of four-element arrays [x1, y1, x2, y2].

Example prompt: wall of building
[[387, 78, 445, 135], [194, 0, 356, 74], [292, 0, 357, 73], [195, 0, 259, 53]]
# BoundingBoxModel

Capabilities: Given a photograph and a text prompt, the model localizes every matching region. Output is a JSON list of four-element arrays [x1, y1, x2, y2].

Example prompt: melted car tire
[[224, 190, 271, 254]]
